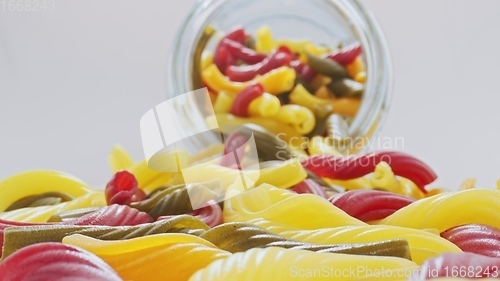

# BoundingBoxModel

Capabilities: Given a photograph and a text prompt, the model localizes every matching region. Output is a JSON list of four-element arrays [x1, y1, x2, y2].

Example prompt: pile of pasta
[[1, 144, 500, 281]]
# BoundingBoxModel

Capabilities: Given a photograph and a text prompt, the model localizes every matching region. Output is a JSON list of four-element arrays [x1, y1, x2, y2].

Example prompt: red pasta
[[230, 83, 265, 117], [410, 253, 500, 280], [329, 190, 415, 222], [65, 204, 154, 227], [0, 242, 123, 281], [105, 171, 147, 206], [219, 131, 248, 169], [325, 43, 362, 66], [223, 39, 267, 65], [226, 51, 293, 82], [301, 151, 437, 193], [188, 200, 223, 228], [293, 179, 329, 199], [213, 27, 248, 73], [441, 224, 500, 258]]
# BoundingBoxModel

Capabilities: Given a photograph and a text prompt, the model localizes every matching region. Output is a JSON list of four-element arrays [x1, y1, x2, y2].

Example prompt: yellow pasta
[[0, 191, 105, 223], [174, 158, 306, 190], [206, 113, 307, 149], [109, 145, 176, 193], [201, 53, 214, 70], [273, 105, 316, 135], [308, 136, 342, 156], [0, 170, 94, 213], [189, 247, 417, 281], [370, 162, 403, 194], [63, 234, 230, 281], [346, 56, 366, 79], [213, 91, 236, 113], [249, 218, 462, 265], [255, 26, 276, 53], [202, 64, 296, 95], [315, 85, 333, 99], [224, 184, 365, 229], [248, 93, 281, 117], [289, 83, 330, 110], [275, 39, 312, 53], [380, 189, 500, 232], [108, 145, 135, 173], [325, 178, 373, 191], [460, 178, 476, 190]]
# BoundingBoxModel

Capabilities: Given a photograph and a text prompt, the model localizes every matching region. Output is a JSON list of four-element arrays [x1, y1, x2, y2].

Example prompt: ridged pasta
[[248, 218, 462, 265], [255, 26, 275, 53], [202, 64, 296, 95], [0, 170, 94, 213], [273, 104, 316, 134], [0, 192, 106, 223], [108, 145, 175, 193], [213, 91, 236, 113], [63, 234, 231, 281], [2, 215, 209, 258], [131, 184, 218, 219], [189, 247, 417, 281], [223, 184, 365, 229], [380, 189, 500, 232], [200, 222, 411, 259], [248, 93, 281, 118]]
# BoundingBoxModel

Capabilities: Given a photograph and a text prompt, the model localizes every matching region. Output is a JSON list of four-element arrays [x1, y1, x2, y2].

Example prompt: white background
[[1, 0, 499, 188]]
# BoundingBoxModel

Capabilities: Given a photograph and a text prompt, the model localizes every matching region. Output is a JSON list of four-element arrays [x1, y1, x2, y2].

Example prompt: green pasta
[[200, 222, 411, 259], [328, 78, 364, 98], [306, 51, 348, 80], [2, 215, 209, 259], [47, 207, 102, 223], [5, 192, 74, 212]]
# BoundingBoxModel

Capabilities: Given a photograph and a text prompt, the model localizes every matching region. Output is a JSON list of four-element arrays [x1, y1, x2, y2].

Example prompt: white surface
[[1, 0, 499, 188]]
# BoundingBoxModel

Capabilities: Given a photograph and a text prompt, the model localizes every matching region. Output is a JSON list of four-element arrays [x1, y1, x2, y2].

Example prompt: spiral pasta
[[63, 234, 231, 281], [0, 192, 105, 223], [273, 104, 316, 134], [0, 170, 94, 213], [248, 93, 281, 117], [379, 189, 500, 232], [223, 184, 365, 229], [248, 218, 462, 265], [189, 247, 417, 281], [200, 222, 411, 259], [108, 145, 175, 193], [2, 215, 209, 258], [202, 64, 296, 95], [213, 91, 236, 113]]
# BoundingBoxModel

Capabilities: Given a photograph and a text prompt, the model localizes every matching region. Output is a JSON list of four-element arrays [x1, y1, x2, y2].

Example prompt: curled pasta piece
[[255, 25, 276, 53], [200, 222, 411, 259], [380, 189, 500, 232], [202, 64, 296, 95], [249, 218, 462, 265], [308, 136, 342, 156], [370, 161, 403, 194], [0, 242, 123, 281], [230, 83, 265, 117], [214, 91, 236, 114], [0, 170, 94, 213], [441, 224, 500, 258], [273, 104, 316, 135], [248, 93, 281, 117], [206, 113, 306, 148], [109, 145, 175, 193], [2, 215, 209, 258], [460, 178, 476, 190], [289, 83, 330, 110], [223, 184, 365, 229], [0, 192, 106, 223], [109, 145, 135, 173], [189, 247, 417, 281], [302, 151, 437, 193], [63, 234, 230, 281]]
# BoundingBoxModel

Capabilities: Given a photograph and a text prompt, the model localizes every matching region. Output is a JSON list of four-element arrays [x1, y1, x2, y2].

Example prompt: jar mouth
[[167, 0, 393, 153]]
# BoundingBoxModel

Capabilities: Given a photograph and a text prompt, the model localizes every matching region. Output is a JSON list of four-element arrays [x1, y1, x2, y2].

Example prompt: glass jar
[[165, 0, 392, 154]]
